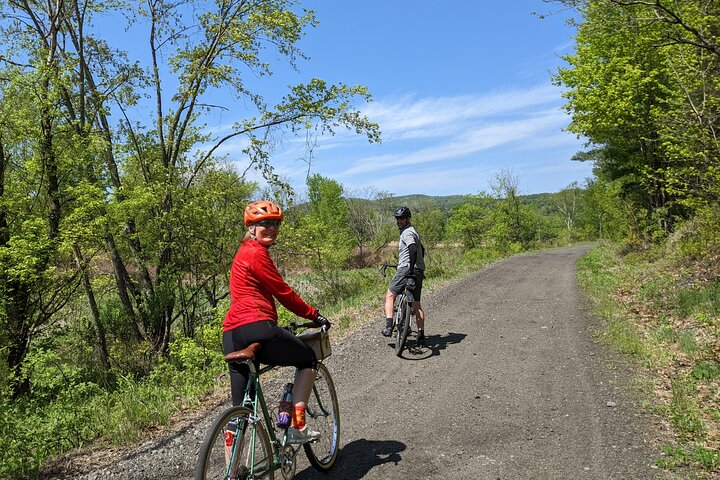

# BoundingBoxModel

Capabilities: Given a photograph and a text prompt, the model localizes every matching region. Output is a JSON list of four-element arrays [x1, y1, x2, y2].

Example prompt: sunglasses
[[255, 219, 282, 228]]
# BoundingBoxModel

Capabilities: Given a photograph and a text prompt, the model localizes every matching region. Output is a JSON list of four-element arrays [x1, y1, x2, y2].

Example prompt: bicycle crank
[[280, 445, 298, 479]]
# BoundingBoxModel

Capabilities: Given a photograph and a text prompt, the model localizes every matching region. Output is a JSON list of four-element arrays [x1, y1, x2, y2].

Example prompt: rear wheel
[[195, 405, 275, 480], [394, 294, 411, 356], [303, 363, 340, 471]]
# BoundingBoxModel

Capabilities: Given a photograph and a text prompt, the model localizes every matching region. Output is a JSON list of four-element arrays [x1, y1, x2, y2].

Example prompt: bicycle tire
[[303, 363, 340, 471], [393, 293, 405, 355], [394, 294, 411, 356], [195, 405, 275, 480]]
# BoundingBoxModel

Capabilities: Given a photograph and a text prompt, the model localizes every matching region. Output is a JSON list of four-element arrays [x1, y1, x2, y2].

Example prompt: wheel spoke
[[303, 363, 340, 471]]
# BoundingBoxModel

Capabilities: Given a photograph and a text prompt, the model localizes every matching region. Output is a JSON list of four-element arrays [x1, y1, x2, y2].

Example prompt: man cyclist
[[382, 207, 427, 346]]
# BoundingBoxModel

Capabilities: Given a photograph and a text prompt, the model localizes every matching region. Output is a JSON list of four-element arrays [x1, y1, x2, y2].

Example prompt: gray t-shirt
[[397, 224, 425, 274]]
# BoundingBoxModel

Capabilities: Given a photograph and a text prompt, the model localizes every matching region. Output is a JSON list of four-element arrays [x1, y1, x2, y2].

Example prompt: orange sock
[[292, 405, 306, 429]]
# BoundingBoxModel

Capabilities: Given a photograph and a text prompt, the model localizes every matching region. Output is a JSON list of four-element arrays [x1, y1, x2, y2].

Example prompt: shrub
[[667, 207, 720, 262]]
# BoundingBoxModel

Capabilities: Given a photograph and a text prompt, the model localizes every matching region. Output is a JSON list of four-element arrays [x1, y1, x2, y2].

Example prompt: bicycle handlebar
[[379, 262, 415, 286], [288, 320, 332, 333], [379, 261, 398, 278]]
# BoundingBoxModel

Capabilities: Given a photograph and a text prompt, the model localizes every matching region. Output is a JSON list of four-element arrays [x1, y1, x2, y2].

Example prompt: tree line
[[551, 0, 720, 247]]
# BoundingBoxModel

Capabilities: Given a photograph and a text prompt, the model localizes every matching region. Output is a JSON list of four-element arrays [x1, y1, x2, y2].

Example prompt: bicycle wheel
[[195, 405, 275, 480], [394, 294, 411, 356], [303, 363, 340, 471]]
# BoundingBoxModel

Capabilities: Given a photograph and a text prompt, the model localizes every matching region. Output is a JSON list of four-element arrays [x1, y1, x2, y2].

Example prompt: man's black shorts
[[389, 270, 424, 301]]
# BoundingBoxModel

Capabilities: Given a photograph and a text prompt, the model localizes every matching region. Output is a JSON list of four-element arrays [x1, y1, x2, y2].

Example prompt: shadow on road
[[399, 331, 467, 360], [294, 438, 407, 480]]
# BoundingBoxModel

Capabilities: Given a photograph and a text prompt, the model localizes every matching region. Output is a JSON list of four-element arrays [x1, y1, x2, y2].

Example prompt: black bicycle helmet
[[393, 207, 411, 219]]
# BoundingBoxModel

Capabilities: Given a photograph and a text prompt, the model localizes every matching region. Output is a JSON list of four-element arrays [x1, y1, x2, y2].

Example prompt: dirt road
[[54, 244, 672, 479]]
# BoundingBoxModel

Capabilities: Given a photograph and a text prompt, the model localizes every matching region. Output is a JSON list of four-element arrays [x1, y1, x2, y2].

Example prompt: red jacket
[[223, 239, 317, 332]]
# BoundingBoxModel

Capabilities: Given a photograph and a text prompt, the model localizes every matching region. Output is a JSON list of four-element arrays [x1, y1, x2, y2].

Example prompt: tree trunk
[[72, 243, 110, 371], [0, 138, 8, 246], [6, 281, 32, 399], [104, 234, 144, 341]]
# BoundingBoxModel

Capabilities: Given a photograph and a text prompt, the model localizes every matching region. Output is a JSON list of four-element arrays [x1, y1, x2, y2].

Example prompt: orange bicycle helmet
[[244, 200, 284, 226]]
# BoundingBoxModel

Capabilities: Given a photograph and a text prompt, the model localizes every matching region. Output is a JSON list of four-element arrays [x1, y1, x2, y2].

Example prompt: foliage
[[445, 194, 494, 248], [555, 0, 720, 238], [486, 170, 542, 252], [279, 174, 355, 296], [0, 0, 379, 401], [659, 444, 720, 473], [577, 243, 720, 476], [666, 206, 720, 263], [344, 188, 394, 264], [402, 199, 445, 249]]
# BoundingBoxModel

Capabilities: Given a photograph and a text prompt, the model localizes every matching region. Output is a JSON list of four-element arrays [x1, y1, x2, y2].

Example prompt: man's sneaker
[[382, 319, 393, 337], [415, 332, 426, 347], [287, 426, 321, 444]]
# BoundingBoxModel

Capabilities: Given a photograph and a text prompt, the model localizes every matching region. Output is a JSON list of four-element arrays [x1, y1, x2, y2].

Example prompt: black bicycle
[[380, 262, 416, 356], [195, 321, 339, 479]]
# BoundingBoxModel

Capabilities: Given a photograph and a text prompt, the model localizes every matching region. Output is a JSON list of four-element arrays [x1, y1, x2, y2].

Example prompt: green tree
[[445, 194, 495, 248], [295, 174, 354, 290], [554, 0, 720, 239], [406, 198, 444, 249], [0, 0, 380, 397], [555, 181, 580, 232], [171, 165, 255, 336], [488, 169, 539, 251], [0, 8, 94, 396], [555, 1, 674, 232], [580, 177, 626, 241], [345, 187, 392, 266]]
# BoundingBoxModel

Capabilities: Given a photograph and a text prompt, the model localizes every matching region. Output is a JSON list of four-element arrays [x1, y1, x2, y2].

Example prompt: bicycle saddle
[[224, 342, 262, 362]]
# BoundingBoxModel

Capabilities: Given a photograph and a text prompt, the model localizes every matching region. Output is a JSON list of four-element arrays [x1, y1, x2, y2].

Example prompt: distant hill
[[383, 194, 470, 214], [378, 192, 559, 215]]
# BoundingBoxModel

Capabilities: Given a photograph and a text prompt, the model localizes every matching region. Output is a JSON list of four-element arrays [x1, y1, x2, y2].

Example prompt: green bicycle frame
[[226, 363, 284, 478]]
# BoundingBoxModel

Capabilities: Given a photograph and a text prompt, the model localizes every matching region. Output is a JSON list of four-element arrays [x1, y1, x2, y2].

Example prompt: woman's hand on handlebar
[[314, 313, 332, 330]]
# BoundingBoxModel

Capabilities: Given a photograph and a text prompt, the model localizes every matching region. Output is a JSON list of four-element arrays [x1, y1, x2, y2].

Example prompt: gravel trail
[[47, 245, 674, 479]]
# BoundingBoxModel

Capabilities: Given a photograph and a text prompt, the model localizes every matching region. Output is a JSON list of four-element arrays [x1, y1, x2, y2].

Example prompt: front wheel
[[394, 294, 411, 356], [303, 363, 340, 471], [195, 405, 275, 480]]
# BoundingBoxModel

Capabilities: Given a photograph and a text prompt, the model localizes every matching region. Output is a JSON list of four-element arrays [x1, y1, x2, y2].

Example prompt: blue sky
[[212, 0, 593, 198], [127, 1, 593, 198]]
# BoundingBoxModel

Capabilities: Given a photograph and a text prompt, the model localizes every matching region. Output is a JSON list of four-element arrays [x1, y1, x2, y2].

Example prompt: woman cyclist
[[222, 200, 329, 444]]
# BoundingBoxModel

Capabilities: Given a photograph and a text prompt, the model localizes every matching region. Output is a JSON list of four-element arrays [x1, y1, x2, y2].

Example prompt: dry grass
[[580, 244, 720, 474]]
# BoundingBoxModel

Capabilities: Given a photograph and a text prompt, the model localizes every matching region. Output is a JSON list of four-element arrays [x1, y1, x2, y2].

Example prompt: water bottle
[[224, 419, 237, 447], [276, 383, 293, 429]]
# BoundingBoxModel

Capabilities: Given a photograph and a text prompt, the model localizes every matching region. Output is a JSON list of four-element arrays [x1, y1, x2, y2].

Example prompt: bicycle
[[380, 261, 417, 357], [195, 321, 340, 479]]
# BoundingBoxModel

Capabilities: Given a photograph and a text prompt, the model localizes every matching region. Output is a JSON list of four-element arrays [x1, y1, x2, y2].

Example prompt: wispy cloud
[[361, 84, 562, 140], [203, 83, 590, 196], [339, 97, 569, 176]]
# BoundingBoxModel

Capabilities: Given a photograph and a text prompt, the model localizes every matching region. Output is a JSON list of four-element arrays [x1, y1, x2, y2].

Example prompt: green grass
[[606, 318, 646, 356], [677, 331, 699, 357], [577, 243, 720, 478], [658, 444, 720, 472], [675, 281, 720, 318], [690, 361, 720, 381], [668, 378, 706, 439]]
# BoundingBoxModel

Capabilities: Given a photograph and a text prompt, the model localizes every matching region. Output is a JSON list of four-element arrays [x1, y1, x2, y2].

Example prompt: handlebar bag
[[297, 330, 332, 360]]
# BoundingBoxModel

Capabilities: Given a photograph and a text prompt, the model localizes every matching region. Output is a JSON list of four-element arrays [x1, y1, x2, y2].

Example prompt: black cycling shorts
[[222, 320, 316, 406], [389, 270, 424, 301]]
